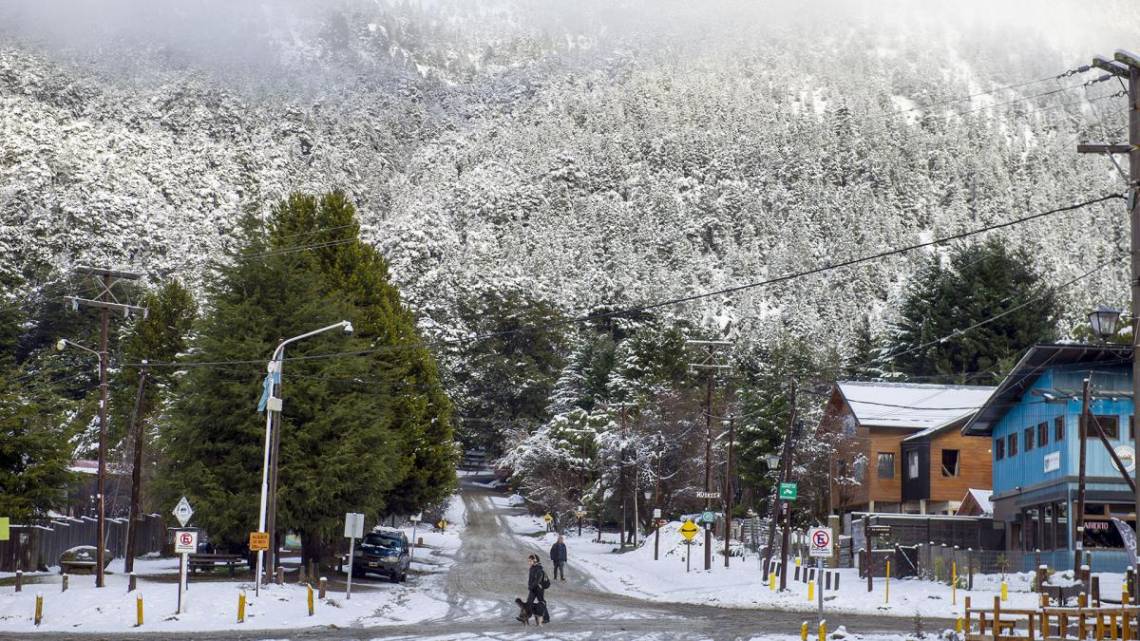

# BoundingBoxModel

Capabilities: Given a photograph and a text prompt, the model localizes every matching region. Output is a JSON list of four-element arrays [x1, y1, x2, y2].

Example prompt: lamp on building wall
[[1089, 305, 1123, 342]]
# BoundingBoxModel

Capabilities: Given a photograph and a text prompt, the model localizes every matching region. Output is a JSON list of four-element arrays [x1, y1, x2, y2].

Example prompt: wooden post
[[1079, 592, 1088, 640], [15, 570, 21, 592], [993, 595, 1001, 641], [276, 566, 284, 585], [61, 575, 68, 593], [1094, 576, 1102, 607], [128, 572, 137, 593], [318, 577, 327, 599], [968, 548, 974, 591]]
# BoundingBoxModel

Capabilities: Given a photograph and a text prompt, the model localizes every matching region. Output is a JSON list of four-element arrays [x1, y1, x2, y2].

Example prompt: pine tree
[[886, 238, 1060, 383], [156, 192, 455, 564]]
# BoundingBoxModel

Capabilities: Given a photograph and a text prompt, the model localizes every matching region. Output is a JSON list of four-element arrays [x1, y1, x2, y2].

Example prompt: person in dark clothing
[[524, 553, 550, 624], [549, 535, 568, 581]]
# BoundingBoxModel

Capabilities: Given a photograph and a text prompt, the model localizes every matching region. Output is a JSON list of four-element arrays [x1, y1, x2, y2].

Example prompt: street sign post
[[172, 497, 193, 527], [680, 516, 699, 568], [344, 512, 365, 600], [778, 483, 798, 501], [174, 529, 198, 614], [808, 526, 833, 620]]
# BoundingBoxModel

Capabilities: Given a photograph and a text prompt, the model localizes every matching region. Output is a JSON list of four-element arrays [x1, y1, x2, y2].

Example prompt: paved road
[[8, 479, 947, 640]]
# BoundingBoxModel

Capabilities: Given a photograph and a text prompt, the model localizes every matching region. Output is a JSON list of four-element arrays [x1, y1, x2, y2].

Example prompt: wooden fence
[[0, 515, 166, 572], [964, 593, 1140, 640]]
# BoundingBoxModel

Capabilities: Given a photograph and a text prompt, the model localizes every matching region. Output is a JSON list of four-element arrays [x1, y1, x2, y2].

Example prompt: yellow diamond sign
[[679, 519, 699, 542]]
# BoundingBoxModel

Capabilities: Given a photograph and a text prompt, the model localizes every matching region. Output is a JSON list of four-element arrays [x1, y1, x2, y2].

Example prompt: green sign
[[700, 511, 716, 524], [778, 482, 798, 501], [0, 517, 8, 541]]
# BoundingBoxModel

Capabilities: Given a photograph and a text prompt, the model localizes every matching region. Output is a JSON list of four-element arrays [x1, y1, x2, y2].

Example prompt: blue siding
[[992, 367, 1135, 495]]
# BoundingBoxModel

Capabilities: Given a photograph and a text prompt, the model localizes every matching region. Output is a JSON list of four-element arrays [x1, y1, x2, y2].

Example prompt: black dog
[[514, 598, 545, 626]]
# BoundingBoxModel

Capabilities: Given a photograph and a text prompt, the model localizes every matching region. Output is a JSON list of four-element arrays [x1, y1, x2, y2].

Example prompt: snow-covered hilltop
[[1, 0, 1136, 355]]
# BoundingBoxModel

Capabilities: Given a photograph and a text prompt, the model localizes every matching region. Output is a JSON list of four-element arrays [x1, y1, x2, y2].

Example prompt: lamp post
[[1089, 306, 1123, 342], [255, 320, 353, 595]]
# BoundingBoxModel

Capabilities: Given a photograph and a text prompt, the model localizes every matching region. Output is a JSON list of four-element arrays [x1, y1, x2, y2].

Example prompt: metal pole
[[655, 520, 660, 561], [267, 347, 285, 579], [255, 357, 278, 596], [1076, 377, 1090, 573], [1128, 59, 1140, 599], [779, 385, 799, 592], [95, 273, 109, 589], [763, 381, 797, 581], [346, 536, 355, 600], [817, 557, 824, 619]]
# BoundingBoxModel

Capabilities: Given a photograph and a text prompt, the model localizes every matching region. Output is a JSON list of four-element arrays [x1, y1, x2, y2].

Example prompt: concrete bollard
[[885, 560, 890, 604], [1000, 580, 1009, 602], [136, 593, 144, 627], [15, 570, 22, 593], [61, 575, 68, 593], [276, 566, 284, 585], [306, 583, 314, 616], [818, 619, 826, 641], [318, 577, 327, 599], [34, 592, 43, 626], [237, 590, 246, 623], [299, 563, 307, 583], [128, 572, 137, 593], [955, 617, 963, 634], [800, 621, 808, 641], [417, 537, 424, 547], [769, 572, 776, 591]]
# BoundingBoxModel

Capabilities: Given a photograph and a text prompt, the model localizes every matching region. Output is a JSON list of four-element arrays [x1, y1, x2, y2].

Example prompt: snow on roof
[[837, 381, 995, 430], [964, 488, 993, 516]]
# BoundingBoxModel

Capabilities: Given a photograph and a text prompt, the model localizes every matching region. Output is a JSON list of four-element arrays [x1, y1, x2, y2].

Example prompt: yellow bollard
[[237, 591, 246, 624], [770, 572, 776, 591], [1001, 581, 1008, 602], [135, 593, 143, 627], [956, 617, 963, 634], [307, 583, 314, 616], [34, 592, 43, 626], [952, 561, 957, 606], [796, 556, 802, 567], [818, 619, 827, 641], [885, 560, 890, 604], [801, 621, 808, 641], [808, 579, 814, 602]]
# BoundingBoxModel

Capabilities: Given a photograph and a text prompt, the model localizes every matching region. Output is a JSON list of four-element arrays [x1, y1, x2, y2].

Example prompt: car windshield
[[362, 534, 404, 552]]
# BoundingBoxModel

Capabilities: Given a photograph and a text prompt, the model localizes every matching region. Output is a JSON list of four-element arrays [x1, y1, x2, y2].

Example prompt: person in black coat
[[549, 535, 568, 581], [525, 553, 550, 623]]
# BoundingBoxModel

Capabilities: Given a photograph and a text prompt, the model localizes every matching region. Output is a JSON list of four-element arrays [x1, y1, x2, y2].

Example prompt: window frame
[[941, 449, 960, 477], [1037, 421, 1049, 447], [1088, 415, 1119, 439], [1008, 433, 1018, 457], [1055, 416, 1065, 442], [1024, 427, 1034, 451], [995, 437, 1005, 460], [877, 452, 895, 480]]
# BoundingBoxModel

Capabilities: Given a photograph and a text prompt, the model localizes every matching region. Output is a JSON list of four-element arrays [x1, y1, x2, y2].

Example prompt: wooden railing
[[964, 593, 1140, 640]]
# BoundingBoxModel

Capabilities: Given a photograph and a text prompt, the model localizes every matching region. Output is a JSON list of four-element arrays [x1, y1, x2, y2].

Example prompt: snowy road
[[4, 479, 949, 641]]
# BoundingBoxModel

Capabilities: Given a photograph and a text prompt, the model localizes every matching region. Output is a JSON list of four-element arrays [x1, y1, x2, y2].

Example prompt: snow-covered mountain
[[2, 0, 1137, 357]]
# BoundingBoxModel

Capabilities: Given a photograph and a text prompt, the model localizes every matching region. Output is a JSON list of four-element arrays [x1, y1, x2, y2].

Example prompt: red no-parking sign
[[808, 526, 832, 558]]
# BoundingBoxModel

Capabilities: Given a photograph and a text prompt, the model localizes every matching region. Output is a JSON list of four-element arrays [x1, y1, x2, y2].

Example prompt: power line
[[125, 192, 1124, 371], [889, 67, 1091, 116]]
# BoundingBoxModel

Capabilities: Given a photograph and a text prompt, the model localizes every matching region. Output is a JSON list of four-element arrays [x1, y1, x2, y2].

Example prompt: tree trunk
[[300, 529, 324, 572]]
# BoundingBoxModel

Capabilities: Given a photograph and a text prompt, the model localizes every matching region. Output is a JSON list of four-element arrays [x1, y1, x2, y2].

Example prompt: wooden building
[[823, 381, 995, 516]]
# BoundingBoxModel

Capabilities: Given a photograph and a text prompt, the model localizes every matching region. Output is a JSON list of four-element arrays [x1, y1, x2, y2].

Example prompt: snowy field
[[377, 629, 933, 641], [497, 503, 1125, 622], [0, 495, 466, 633]]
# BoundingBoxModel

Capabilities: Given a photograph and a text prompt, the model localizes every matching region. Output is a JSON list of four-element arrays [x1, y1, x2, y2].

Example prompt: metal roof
[[836, 381, 995, 430]]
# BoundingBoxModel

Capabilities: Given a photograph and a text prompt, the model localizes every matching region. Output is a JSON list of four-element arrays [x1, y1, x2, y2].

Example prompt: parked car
[[58, 546, 111, 574], [351, 527, 410, 582]]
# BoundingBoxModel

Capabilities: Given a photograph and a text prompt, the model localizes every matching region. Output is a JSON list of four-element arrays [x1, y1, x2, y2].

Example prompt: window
[[941, 449, 960, 477], [995, 438, 1005, 460], [877, 452, 895, 479], [1008, 433, 1018, 456], [1055, 416, 1065, 441], [1088, 415, 1119, 439], [907, 450, 920, 479], [852, 457, 867, 481], [1038, 422, 1048, 447], [1024, 428, 1034, 451]]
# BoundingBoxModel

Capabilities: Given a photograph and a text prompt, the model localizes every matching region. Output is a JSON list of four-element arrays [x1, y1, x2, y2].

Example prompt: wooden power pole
[[1075, 377, 1091, 573], [1078, 48, 1140, 586], [686, 339, 732, 571], [66, 267, 146, 588], [724, 415, 735, 568], [124, 362, 149, 578]]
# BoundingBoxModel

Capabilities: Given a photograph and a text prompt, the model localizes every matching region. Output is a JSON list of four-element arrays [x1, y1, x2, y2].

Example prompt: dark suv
[[351, 527, 410, 582]]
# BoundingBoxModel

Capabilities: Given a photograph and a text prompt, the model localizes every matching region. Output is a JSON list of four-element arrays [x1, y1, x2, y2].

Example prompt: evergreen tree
[[886, 238, 1060, 383], [156, 192, 455, 564]]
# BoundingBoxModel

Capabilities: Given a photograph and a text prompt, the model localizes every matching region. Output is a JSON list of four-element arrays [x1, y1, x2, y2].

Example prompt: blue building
[[962, 344, 1137, 571]]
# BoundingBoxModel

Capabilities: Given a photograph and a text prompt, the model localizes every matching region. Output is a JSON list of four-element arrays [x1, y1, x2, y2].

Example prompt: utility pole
[[763, 381, 797, 587], [1079, 50, 1140, 587], [687, 339, 732, 571], [124, 362, 149, 577], [66, 267, 146, 588], [724, 415, 735, 568], [1075, 377, 1091, 573], [266, 345, 285, 582]]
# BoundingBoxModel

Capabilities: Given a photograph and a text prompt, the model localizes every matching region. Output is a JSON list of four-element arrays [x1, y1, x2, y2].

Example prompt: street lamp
[[1089, 306, 1123, 342], [255, 320, 353, 595], [56, 338, 100, 358], [763, 453, 781, 469]]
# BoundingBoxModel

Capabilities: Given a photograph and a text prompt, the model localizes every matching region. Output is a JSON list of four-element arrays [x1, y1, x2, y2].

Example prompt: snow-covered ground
[[500, 507, 1124, 622], [0, 495, 466, 633]]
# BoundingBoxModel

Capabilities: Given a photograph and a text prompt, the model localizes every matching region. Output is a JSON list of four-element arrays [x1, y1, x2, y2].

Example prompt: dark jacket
[[528, 562, 546, 591], [550, 542, 567, 563]]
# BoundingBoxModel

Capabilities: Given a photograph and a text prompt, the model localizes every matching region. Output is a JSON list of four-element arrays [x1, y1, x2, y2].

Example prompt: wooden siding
[[867, 428, 906, 503], [928, 429, 992, 502]]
